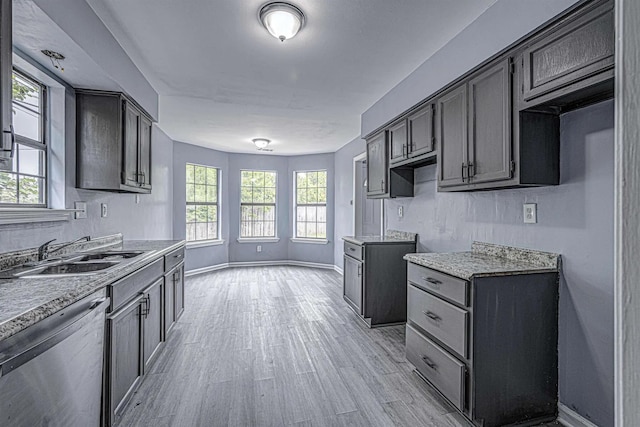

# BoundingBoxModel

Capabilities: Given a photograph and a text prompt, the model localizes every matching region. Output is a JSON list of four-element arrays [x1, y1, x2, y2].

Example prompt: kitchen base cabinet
[[406, 262, 559, 427], [342, 237, 416, 326], [142, 278, 164, 372], [105, 245, 185, 427], [106, 295, 144, 423]]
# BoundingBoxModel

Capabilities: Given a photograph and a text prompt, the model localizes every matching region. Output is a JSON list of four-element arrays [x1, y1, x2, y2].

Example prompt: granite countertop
[[403, 241, 560, 281], [343, 229, 417, 245], [0, 236, 185, 341]]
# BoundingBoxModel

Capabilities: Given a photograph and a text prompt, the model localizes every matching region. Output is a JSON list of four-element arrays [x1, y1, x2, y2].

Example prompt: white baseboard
[[558, 403, 599, 427], [184, 263, 229, 277], [186, 260, 337, 277], [334, 265, 343, 275]]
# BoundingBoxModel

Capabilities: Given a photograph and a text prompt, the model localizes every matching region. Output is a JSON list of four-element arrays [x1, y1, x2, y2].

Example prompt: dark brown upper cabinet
[[77, 90, 154, 193], [388, 104, 436, 169], [366, 131, 413, 199], [438, 57, 560, 192], [519, 0, 614, 110], [437, 58, 513, 191]]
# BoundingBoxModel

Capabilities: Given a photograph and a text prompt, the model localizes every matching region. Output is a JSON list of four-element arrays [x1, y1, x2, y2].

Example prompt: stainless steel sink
[[77, 251, 144, 262], [16, 261, 119, 277]]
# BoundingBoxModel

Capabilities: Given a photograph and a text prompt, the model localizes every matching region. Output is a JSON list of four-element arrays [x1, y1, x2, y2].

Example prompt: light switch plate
[[74, 201, 87, 219], [523, 203, 537, 224], [101, 203, 108, 218]]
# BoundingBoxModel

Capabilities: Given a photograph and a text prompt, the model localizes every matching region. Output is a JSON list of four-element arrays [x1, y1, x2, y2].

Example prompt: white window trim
[[239, 169, 278, 239], [237, 237, 280, 243], [290, 237, 329, 245], [186, 239, 225, 249], [0, 51, 73, 225], [293, 169, 328, 241], [185, 163, 221, 243]]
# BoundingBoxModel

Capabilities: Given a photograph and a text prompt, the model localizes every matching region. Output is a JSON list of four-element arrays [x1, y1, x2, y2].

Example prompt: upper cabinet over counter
[[364, 0, 613, 197], [76, 90, 155, 194]]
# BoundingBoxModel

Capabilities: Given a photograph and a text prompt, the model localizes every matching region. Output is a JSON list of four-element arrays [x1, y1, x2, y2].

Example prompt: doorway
[[353, 153, 383, 236]]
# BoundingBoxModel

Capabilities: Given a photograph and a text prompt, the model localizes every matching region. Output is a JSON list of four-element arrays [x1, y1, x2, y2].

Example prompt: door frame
[[352, 152, 384, 237]]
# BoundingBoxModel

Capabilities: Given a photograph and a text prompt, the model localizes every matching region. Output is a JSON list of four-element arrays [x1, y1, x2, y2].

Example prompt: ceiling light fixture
[[259, 2, 305, 42], [252, 138, 271, 150]]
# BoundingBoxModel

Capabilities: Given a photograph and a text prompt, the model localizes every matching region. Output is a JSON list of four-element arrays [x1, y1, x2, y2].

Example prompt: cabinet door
[[408, 105, 435, 158], [107, 295, 143, 419], [122, 102, 140, 187], [343, 255, 363, 315], [174, 263, 185, 321], [0, 0, 12, 170], [389, 120, 408, 166], [138, 115, 152, 189], [163, 271, 175, 338], [142, 278, 163, 372], [522, 2, 614, 102], [366, 132, 388, 196], [437, 85, 468, 188], [467, 58, 513, 184]]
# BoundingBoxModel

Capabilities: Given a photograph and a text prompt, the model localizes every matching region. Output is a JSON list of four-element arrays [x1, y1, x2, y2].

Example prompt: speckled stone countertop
[[403, 241, 560, 280], [0, 236, 185, 341], [343, 229, 417, 245]]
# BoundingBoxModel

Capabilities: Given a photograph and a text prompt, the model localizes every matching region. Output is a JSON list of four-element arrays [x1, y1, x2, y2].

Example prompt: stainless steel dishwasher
[[0, 289, 109, 427]]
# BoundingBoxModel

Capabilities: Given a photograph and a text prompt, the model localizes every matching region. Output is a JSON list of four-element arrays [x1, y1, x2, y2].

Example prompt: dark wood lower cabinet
[[142, 278, 163, 372], [106, 295, 144, 423], [104, 246, 185, 427], [406, 262, 559, 427]]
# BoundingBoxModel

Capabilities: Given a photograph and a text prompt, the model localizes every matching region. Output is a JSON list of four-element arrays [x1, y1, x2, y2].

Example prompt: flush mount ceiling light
[[259, 2, 305, 42], [252, 138, 273, 151]]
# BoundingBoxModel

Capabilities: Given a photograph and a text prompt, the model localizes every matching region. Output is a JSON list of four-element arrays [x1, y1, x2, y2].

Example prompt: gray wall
[[172, 142, 335, 270], [0, 90, 174, 252], [383, 100, 614, 426], [333, 136, 366, 271], [361, 0, 580, 137]]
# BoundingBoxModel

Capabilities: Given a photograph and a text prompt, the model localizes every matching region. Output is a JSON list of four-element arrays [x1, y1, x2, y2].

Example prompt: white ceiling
[[88, 1, 497, 154]]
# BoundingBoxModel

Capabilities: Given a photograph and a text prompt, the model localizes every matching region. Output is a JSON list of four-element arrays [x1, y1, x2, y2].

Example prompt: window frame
[[293, 169, 328, 242], [239, 169, 278, 240], [0, 68, 48, 208], [185, 162, 221, 243]]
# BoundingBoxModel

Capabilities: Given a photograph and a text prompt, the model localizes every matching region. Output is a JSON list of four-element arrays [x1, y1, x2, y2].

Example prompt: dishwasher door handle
[[0, 297, 109, 378]]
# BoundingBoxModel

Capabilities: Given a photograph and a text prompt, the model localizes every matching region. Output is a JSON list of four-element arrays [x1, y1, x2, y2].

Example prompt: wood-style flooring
[[117, 266, 558, 427]]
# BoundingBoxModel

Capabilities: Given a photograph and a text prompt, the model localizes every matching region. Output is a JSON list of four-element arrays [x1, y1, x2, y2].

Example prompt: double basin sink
[[0, 251, 144, 279]]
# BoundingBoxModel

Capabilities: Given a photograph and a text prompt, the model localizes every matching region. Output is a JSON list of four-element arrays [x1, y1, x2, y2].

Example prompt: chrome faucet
[[37, 236, 91, 261]]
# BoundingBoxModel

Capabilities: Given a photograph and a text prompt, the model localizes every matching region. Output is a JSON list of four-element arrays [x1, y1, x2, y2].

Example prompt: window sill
[[290, 238, 329, 245], [0, 208, 77, 225], [186, 239, 225, 249], [236, 237, 280, 243]]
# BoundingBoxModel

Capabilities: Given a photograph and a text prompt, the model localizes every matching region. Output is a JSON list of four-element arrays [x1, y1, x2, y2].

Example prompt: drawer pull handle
[[421, 355, 437, 370], [423, 311, 441, 321], [422, 276, 442, 286], [349, 247, 356, 251]]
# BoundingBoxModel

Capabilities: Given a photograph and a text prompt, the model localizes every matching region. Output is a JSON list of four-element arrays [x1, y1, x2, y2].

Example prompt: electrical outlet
[[398, 206, 404, 218], [135, 194, 140, 204], [74, 201, 87, 219], [257, 245, 262, 253], [523, 203, 537, 224], [101, 203, 108, 218]]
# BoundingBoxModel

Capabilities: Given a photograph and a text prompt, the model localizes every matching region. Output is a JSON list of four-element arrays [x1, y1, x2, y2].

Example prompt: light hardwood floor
[[117, 266, 557, 427]]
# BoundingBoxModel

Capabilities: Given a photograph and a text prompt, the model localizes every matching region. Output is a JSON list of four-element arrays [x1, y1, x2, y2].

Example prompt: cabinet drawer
[[407, 263, 468, 306], [165, 246, 185, 271], [343, 241, 363, 261], [406, 324, 466, 411], [408, 284, 468, 358], [110, 258, 164, 310]]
